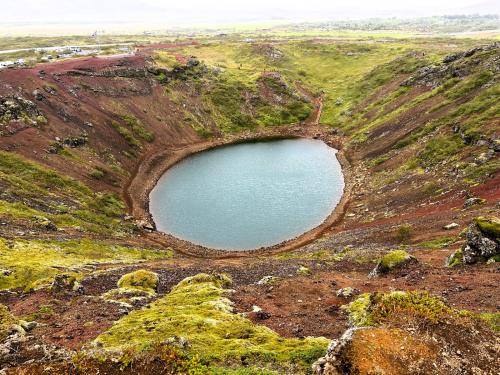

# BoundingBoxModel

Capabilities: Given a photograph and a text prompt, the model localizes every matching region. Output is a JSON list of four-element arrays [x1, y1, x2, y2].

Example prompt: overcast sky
[[3, 0, 499, 26]]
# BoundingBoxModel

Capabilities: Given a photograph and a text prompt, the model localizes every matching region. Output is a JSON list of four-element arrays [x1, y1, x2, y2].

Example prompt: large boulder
[[448, 217, 499, 265], [313, 291, 500, 374], [312, 327, 436, 375]]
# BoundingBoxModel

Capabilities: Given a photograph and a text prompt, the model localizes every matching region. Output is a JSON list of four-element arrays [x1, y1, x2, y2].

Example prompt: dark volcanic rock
[[456, 218, 499, 264]]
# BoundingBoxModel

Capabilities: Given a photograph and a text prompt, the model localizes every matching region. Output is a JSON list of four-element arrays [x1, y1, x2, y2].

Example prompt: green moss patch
[[370, 250, 416, 276], [345, 291, 452, 327], [96, 273, 328, 372], [0, 238, 172, 291], [474, 216, 500, 239], [479, 313, 500, 332], [417, 236, 455, 249], [446, 249, 463, 267], [117, 269, 159, 293]]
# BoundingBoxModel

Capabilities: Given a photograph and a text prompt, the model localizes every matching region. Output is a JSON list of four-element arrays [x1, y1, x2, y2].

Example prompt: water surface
[[150, 138, 344, 250]]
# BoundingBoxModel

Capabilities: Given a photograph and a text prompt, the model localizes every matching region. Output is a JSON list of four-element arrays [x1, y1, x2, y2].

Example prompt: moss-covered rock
[[320, 290, 499, 374], [95, 273, 328, 372], [344, 293, 374, 326], [312, 327, 436, 375], [446, 249, 463, 267], [51, 274, 83, 294], [101, 288, 153, 307], [474, 216, 500, 239], [461, 217, 499, 264], [116, 269, 159, 293], [345, 291, 452, 327], [369, 250, 416, 277]]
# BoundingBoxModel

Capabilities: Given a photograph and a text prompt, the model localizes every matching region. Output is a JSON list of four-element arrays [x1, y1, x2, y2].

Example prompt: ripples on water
[[149, 139, 344, 250]]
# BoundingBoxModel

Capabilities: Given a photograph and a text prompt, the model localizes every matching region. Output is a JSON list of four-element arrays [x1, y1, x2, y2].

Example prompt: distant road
[[0, 42, 134, 55]]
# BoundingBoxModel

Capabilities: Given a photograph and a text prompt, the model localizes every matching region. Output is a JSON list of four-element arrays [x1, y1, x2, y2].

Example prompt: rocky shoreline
[[125, 124, 353, 258]]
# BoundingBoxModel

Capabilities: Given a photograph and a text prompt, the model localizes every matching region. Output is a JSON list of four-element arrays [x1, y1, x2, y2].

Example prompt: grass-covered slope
[[0, 151, 132, 236], [348, 43, 499, 185], [154, 49, 313, 134]]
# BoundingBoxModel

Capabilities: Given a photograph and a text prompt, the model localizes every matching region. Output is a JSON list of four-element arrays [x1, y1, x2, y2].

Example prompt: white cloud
[[2, 0, 497, 25]]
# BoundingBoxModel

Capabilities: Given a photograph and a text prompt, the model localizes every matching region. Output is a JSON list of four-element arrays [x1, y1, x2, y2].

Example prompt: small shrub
[[121, 115, 155, 142], [89, 167, 105, 180], [395, 224, 413, 242], [111, 121, 141, 148], [418, 135, 464, 166]]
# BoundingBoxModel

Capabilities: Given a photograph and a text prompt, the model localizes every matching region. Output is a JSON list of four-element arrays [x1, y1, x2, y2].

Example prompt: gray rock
[[463, 197, 485, 208], [32, 90, 44, 101], [490, 139, 500, 152], [444, 223, 460, 230], [162, 336, 190, 349], [312, 327, 368, 374], [135, 220, 155, 231], [0, 268, 12, 276], [19, 320, 37, 331], [478, 237, 497, 258], [51, 274, 82, 295], [474, 151, 494, 165], [256, 275, 279, 285], [461, 222, 499, 264], [336, 287, 360, 298]]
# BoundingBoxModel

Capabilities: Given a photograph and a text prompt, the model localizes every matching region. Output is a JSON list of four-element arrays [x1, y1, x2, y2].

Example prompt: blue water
[[149, 139, 344, 250]]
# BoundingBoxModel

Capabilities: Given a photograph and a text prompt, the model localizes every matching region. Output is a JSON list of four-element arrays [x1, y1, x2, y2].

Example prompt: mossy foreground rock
[[313, 327, 436, 375], [344, 291, 451, 327], [117, 269, 159, 293], [369, 250, 416, 277], [313, 291, 500, 374], [95, 273, 328, 373]]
